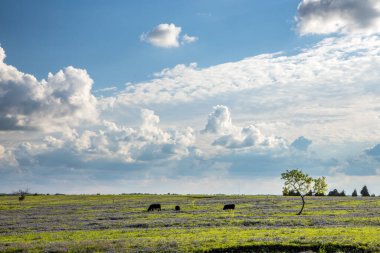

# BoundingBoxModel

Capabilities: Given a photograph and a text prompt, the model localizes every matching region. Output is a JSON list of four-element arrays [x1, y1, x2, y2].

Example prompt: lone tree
[[352, 189, 358, 197], [281, 169, 327, 215], [360, 185, 370, 197], [14, 188, 30, 203]]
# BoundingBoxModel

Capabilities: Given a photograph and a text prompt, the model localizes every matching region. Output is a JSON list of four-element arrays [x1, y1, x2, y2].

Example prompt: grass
[[0, 195, 379, 252]]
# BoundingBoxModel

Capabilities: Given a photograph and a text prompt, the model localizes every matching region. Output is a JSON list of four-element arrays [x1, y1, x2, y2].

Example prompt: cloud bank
[[0, 48, 97, 131], [2, 32, 380, 193], [111, 36, 380, 109]]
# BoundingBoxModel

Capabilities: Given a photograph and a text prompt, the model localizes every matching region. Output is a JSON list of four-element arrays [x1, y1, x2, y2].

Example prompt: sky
[[1, 0, 380, 195]]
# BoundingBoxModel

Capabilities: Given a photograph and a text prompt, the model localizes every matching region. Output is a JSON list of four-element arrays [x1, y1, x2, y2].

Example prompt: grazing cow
[[18, 195, 25, 202], [147, 203, 161, 212], [175, 205, 180, 211], [223, 204, 235, 210]]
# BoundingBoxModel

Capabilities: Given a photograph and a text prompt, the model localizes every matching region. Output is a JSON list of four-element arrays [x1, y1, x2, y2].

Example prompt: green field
[[0, 194, 379, 252]]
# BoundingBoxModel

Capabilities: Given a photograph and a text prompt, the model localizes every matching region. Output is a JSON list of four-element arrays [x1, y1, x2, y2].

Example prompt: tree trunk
[[297, 195, 305, 215]]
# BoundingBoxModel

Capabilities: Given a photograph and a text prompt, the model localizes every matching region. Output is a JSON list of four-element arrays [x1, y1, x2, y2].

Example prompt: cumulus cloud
[[0, 48, 97, 131], [203, 105, 287, 149], [203, 105, 234, 134], [212, 125, 287, 149], [140, 23, 181, 48], [140, 23, 198, 48], [12, 109, 196, 165], [296, 0, 380, 35], [291, 136, 312, 151]]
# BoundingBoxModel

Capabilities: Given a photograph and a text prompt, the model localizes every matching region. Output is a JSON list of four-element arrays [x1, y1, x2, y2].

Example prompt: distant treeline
[[0, 193, 64, 196], [283, 185, 376, 197]]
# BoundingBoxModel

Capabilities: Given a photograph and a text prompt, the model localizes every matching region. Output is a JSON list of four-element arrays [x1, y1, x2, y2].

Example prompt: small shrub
[[328, 189, 339, 196], [328, 189, 346, 196], [283, 189, 301, 196], [360, 186, 370, 197]]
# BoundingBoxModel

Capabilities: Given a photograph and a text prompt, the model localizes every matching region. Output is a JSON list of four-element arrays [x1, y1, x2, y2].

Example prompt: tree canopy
[[281, 169, 327, 215]]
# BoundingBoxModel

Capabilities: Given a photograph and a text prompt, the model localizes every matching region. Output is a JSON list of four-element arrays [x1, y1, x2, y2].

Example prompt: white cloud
[[108, 109, 195, 161], [105, 35, 380, 146], [3, 32, 380, 193], [140, 23, 198, 48], [203, 105, 234, 134], [296, 0, 380, 35], [0, 144, 18, 169], [0, 49, 97, 131], [141, 23, 182, 48], [182, 34, 198, 44], [111, 36, 380, 106], [203, 105, 287, 149], [15, 109, 196, 164], [212, 125, 287, 149]]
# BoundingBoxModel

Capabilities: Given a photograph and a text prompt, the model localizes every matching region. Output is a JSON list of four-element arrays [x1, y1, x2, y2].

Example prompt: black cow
[[147, 203, 161, 212], [175, 205, 180, 211], [223, 204, 235, 210]]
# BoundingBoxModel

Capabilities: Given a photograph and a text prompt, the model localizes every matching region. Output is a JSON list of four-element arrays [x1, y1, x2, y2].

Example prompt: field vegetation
[[0, 194, 379, 252]]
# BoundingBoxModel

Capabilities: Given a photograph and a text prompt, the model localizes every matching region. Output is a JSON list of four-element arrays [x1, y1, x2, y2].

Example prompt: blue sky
[[0, 0, 315, 88], [1, 0, 380, 195]]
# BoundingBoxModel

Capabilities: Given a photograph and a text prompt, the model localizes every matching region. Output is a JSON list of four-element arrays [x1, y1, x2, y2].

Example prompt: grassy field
[[0, 194, 379, 252]]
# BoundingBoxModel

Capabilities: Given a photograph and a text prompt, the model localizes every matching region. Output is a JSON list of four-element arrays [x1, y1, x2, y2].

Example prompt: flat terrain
[[0, 194, 379, 252]]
